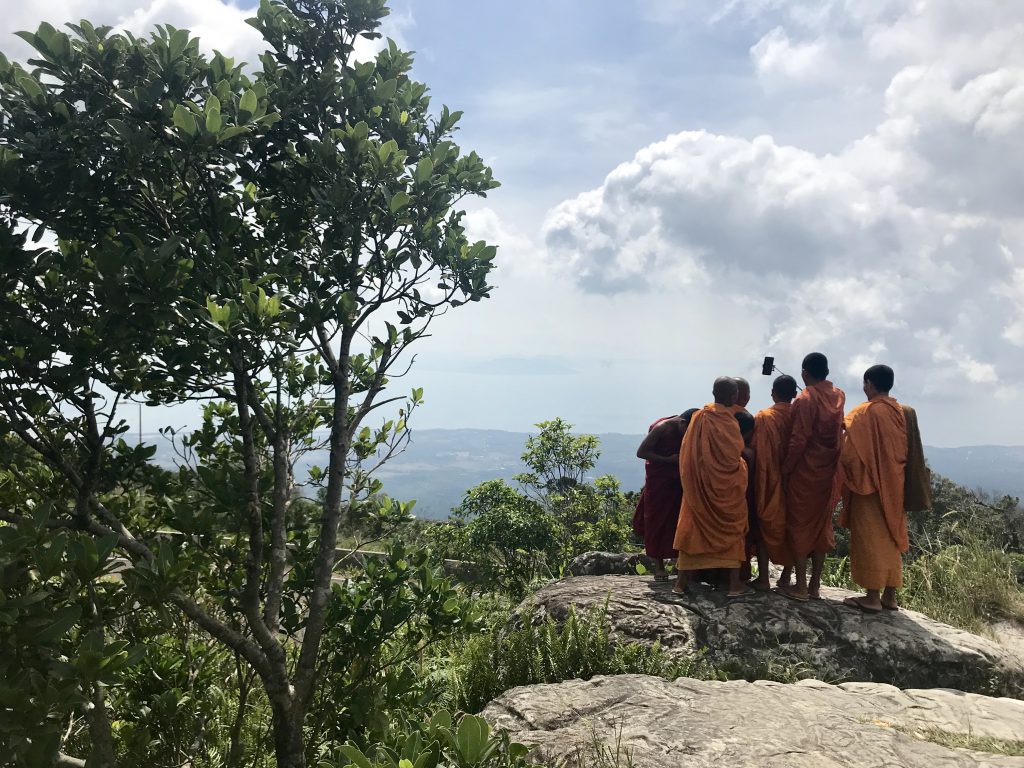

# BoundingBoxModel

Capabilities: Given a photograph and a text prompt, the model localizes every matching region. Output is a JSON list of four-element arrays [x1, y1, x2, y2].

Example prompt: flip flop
[[881, 603, 899, 611], [774, 586, 809, 603], [654, 572, 671, 582], [671, 585, 690, 596], [843, 596, 882, 614], [727, 589, 755, 599]]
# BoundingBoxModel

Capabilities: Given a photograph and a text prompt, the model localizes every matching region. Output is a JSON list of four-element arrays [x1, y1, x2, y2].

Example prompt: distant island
[[148, 428, 1024, 519]]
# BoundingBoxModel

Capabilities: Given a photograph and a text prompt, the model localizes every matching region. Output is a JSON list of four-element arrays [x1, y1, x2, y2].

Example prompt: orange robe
[[839, 396, 908, 590], [782, 380, 845, 558], [752, 402, 794, 566], [674, 404, 749, 569]]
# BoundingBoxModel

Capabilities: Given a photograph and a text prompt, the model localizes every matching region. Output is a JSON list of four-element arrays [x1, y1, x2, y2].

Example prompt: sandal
[[843, 596, 882, 614], [774, 586, 809, 603]]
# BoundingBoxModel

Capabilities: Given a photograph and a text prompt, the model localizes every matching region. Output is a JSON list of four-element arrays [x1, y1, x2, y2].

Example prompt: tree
[[516, 418, 599, 494], [0, 1, 497, 765], [432, 424, 638, 592]]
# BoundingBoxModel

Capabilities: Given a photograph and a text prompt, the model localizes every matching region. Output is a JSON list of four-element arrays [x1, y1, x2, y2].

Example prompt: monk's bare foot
[[843, 595, 882, 613], [777, 585, 810, 602], [776, 567, 793, 590], [881, 588, 899, 611], [653, 562, 670, 581], [672, 575, 689, 595], [807, 579, 822, 600], [748, 577, 771, 592]]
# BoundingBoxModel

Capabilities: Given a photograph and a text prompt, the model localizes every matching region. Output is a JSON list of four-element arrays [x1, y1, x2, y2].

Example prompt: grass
[[445, 604, 704, 713], [822, 539, 1024, 634], [893, 726, 1024, 757], [564, 721, 636, 768]]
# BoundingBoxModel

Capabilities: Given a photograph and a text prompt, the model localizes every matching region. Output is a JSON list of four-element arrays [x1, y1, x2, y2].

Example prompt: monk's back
[[784, 380, 846, 558]]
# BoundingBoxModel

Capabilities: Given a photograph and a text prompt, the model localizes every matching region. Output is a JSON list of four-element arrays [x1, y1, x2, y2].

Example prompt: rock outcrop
[[567, 551, 655, 576], [520, 574, 1024, 695], [484, 674, 1024, 767]]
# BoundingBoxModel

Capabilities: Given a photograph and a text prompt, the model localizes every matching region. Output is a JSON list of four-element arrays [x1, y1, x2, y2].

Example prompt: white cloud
[[539, 1, 1024, 413], [750, 27, 831, 84]]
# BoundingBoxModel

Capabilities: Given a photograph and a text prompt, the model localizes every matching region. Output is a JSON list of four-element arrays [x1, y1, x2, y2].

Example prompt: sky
[[5, 1, 1024, 447]]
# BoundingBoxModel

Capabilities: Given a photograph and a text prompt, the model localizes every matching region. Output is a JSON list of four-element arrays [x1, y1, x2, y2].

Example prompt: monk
[[749, 374, 798, 591], [736, 411, 757, 583], [839, 364, 908, 612], [635, 409, 700, 580], [779, 352, 845, 602], [730, 377, 752, 415], [673, 377, 751, 598]]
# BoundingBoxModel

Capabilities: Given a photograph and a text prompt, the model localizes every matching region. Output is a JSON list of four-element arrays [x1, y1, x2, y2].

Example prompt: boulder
[[520, 574, 1024, 695], [566, 551, 655, 576], [484, 674, 1024, 767]]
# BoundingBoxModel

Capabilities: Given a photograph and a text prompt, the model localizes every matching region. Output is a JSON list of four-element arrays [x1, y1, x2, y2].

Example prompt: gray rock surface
[[484, 674, 1024, 767], [521, 574, 1024, 695], [566, 551, 656, 576]]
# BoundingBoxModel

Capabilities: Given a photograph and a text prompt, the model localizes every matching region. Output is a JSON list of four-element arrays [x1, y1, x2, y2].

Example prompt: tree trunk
[[271, 703, 306, 768]]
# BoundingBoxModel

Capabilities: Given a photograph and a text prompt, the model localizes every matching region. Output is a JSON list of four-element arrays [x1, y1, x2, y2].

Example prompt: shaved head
[[772, 374, 798, 402], [734, 377, 750, 408], [802, 352, 829, 383], [713, 376, 738, 406], [864, 364, 895, 395]]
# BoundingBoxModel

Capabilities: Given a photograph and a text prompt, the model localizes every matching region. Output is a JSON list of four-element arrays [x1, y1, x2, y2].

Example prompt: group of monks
[[633, 353, 930, 612]]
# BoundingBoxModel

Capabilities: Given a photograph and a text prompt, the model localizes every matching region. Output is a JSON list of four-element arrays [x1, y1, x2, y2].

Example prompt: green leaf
[[16, 75, 43, 101], [415, 158, 433, 184], [218, 125, 250, 142], [205, 95, 222, 133], [239, 89, 257, 120], [107, 119, 132, 139], [378, 139, 398, 163], [456, 715, 486, 762], [338, 744, 372, 768], [169, 28, 190, 60], [635, 562, 648, 575], [35, 606, 80, 645], [173, 104, 197, 136], [389, 191, 410, 213]]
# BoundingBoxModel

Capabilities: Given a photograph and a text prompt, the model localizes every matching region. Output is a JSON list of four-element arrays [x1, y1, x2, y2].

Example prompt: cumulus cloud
[[542, 0, 1024, 400], [750, 27, 831, 84]]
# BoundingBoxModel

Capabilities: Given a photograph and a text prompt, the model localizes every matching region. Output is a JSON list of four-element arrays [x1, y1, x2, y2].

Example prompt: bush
[[822, 539, 1024, 633], [324, 710, 542, 768], [447, 605, 708, 713]]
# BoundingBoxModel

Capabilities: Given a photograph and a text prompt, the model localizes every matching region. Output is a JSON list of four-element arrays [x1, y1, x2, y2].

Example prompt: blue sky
[[6, 1, 1024, 446]]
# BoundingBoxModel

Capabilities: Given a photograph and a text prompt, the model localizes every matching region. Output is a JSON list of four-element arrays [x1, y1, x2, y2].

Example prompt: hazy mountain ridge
[[147, 428, 1024, 519]]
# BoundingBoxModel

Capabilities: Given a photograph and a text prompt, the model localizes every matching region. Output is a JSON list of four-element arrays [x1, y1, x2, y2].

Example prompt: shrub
[[822, 540, 1024, 633], [447, 605, 708, 713]]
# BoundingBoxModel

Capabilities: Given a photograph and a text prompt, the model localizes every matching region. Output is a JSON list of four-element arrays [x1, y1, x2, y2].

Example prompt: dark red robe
[[633, 417, 683, 560]]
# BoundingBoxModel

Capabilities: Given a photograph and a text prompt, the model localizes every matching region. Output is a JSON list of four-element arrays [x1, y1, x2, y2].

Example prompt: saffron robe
[[752, 402, 795, 566], [840, 396, 908, 590], [674, 404, 749, 569], [783, 380, 845, 558], [633, 417, 683, 560]]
